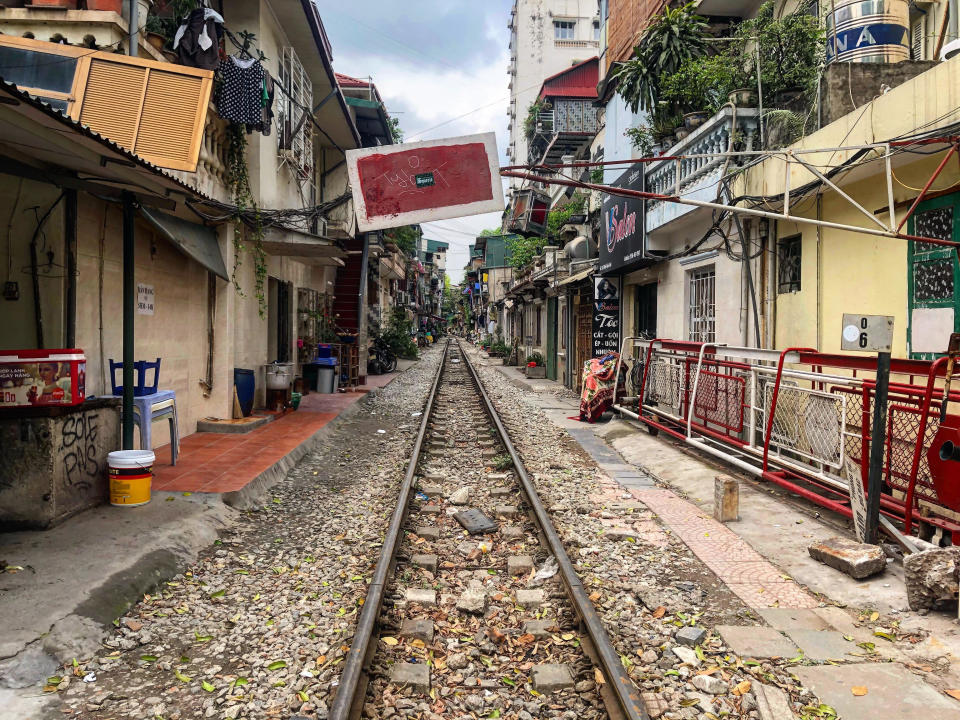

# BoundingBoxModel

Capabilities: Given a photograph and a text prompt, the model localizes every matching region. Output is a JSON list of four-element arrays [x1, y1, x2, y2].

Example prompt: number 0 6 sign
[[841, 314, 894, 353], [346, 133, 504, 232]]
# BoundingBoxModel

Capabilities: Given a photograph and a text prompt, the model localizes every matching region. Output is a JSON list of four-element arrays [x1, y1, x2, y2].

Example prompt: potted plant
[[145, 14, 166, 51], [728, 88, 757, 106], [525, 352, 546, 379]]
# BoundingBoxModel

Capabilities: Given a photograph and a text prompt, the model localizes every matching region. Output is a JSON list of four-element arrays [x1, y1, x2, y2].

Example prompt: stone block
[[522, 620, 555, 639], [604, 527, 637, 542], [405, 589, 437, 607], [713, 475, 739, 522], [795, 663, 960, 720], [903, 547, 960, 610], [530, 664, 574, 693], [490, 486, 513, 497], [400, 618, 434, 644], [418, 484, 443, 497], [390, 662, 430, 693], [758, 608, 831, 632], [717, 626, 798, 659], [415, 526, 439, 541], [456, 587, 487, 615], [675, 626, 707, 647], [495, 505, 520, 518], [516, 589, 544, 608], [507, 555, 534, 575], [501, 526, 524, 540], [420, 504, 443, 515], [411, 554, 438, 573], [487, 473, 512, 482], [753, 683, 795, 720], [782, 629, 857, 661], [808, 537, 886, 579]]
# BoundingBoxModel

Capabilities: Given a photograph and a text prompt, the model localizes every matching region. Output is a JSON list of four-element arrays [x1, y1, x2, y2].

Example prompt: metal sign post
[[842, 314, 894, 544]]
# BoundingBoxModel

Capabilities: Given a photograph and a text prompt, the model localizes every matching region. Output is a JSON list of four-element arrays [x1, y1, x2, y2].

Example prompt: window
[[911, 17, 925, 60], [777, 235, 802, 293], [593, 21, 601, 41], [554, 20, 576, 40], [688, 268, 716, 343], [277, 46, 314, 179]]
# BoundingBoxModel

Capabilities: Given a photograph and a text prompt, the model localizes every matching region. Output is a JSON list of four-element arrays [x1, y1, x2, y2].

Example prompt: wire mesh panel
[[693, 369, 746, 433], [644, 358, 683, 412], [885, 403, 941, 501], [764, 385, 846, 468]]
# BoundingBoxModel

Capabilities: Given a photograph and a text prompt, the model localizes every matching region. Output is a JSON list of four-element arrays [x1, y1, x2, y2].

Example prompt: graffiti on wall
[[60, 411, 100, 492]]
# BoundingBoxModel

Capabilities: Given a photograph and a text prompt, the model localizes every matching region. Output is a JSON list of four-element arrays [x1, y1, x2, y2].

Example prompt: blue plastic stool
[[111, 390, 179, 465]]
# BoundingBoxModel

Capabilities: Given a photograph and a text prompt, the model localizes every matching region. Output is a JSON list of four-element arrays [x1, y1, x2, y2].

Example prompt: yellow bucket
[[108, 450, 154, 506]]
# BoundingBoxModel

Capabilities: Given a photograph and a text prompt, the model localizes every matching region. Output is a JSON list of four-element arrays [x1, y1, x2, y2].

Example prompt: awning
[[139, 206, 228, 280], [558, 266, 595, 287], [260, 226, 346, 266]]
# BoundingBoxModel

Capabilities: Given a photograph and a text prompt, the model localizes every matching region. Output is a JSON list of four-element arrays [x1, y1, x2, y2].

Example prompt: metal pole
[[865, 351, 891, 544], [122, 191, 136, 450], [128, 0, 138, 57]]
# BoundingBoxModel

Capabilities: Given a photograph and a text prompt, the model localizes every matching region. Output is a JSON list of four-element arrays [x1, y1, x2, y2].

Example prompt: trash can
[[315, 357, 338, 393], [233, 368, 255, 417], [302, 363, 320, 392]]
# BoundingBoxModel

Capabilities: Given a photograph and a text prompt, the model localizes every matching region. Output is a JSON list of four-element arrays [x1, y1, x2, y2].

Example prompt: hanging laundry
[[173, 8, 224, 71], [216, 55, 267, 128], [260, 73, 275, 137]]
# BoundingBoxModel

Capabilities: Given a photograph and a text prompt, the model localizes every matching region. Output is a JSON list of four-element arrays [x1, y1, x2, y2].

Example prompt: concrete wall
[[0, 179, 67, 350], [0, 399, 120, 529], [821, 61, 938, 127], [742, 57, 960, 357]]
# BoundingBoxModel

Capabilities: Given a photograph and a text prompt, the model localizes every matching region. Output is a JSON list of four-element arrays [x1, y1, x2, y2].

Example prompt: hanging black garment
[[216, 56, 267, 127], [173, 8, 224, 71]]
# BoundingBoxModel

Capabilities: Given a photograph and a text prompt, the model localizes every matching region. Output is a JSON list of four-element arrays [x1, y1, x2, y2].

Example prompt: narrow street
[[3, 2, 960, 720]]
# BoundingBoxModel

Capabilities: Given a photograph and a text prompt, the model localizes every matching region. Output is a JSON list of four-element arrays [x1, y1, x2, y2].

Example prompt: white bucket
[[108, 450, 155, 507], [265, 363, 294, 390]]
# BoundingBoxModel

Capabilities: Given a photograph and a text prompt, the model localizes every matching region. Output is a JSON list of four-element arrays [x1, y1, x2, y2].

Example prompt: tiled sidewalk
[[152, 373, 398, 494], [625, 486, 818, 609]]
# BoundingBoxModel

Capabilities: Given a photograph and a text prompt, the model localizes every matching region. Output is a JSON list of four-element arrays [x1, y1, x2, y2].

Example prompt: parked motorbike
[[368, 336, 398, 375]]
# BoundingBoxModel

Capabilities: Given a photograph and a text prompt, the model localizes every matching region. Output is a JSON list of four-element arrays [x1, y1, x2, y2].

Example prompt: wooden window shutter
[[75, 56, 213, 172]]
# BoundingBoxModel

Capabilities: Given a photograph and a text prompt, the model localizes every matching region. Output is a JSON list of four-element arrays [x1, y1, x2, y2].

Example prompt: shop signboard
[[599, 162, 645, 275], [593, 276, 620, 357]]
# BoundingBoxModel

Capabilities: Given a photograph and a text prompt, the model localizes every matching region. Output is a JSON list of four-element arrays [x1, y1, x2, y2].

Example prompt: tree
[[388, 116, 404, 144], [384, 225, 418, 255]]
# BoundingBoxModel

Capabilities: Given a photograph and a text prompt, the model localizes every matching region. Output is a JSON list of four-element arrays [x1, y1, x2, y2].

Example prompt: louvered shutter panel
[[76, 57, 212, 172], [78, 60, 147, 150], [912, 18, 924, 60], [136, 70, 205, 170]]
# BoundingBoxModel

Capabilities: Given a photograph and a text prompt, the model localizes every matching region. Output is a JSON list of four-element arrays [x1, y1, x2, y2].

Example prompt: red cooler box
[[0, 349, 86, 407]]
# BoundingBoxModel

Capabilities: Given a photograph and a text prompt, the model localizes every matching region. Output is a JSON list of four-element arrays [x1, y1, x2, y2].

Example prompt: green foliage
[[384, 226, 418, 255], [523, 100, 545, 140], [506, 234, 546, 270], [388, 116, 404, 143], [381, 308, 418, 359], [479, 228, 503, 236], [148, 0, 198, 44], [226, 125, 267, 317], [590, 167, 604, 184], [507, 193, 587, 270], [762, 109, 806, 147], [625, 125, 654, 155], [526, 352, 545, 366], [546, 193, 586, 241], [614, 3, 708, 114], [734, 2, 825, 98], [660, 54, 737, 115]]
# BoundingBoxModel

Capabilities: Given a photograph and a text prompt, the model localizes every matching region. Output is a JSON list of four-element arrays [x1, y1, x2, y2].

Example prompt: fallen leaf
[[194, 632, 213, 643], [652, 606, 666, 619], [946, 689, 960, 701], [173, 668, 191, 683], [209, 589, 225, 599], [870, 611, 880, 622], [202, 681, 215, 692], [588, 591, 601, 602], [851, 686, 868, 696], [733, 680, 751, 695], [594, 668, 606, 685], [267, 660, 287, 671], [518, 633, 535, 645], [381, 636, 399, 646], [140, 655, 158, 663], [298, 690, 309, 702]]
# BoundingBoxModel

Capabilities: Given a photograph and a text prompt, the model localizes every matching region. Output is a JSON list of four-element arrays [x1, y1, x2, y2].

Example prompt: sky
[[318, 0, 514, 283]]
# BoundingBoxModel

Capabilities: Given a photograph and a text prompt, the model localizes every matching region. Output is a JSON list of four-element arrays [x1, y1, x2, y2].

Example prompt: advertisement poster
[[0, 360, 85, 407], [599, 162, 645, 275], [593, 276, 621, 358]]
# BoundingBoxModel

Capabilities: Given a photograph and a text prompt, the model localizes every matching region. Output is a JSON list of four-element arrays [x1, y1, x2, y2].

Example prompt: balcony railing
[[646, 107, 759, 234]]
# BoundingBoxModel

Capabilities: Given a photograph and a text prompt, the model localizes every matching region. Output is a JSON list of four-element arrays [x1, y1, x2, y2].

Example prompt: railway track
[[329, 340, 646, 720]]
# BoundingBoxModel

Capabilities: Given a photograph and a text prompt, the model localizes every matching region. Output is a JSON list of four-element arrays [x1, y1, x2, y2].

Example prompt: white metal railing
[[646, 107, 760, 231]]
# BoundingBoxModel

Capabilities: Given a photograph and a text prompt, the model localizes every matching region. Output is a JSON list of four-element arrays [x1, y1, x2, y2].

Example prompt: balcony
[[527, 98, 600, 165], [168, 111, 231, 203], [554, 39, 600, 49], [645, 107, 759, 238]]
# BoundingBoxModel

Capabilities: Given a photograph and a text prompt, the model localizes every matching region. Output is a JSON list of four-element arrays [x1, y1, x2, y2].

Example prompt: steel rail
[[328, 340, 450, 720], [458, 341, 648, 720]]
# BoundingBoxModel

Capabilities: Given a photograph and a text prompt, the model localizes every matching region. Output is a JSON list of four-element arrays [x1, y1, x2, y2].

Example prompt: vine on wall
[[225, 125, 268, 317]]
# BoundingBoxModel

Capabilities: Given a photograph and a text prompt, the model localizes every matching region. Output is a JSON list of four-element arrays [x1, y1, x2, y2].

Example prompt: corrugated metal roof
[[539, 57, 600, 100]]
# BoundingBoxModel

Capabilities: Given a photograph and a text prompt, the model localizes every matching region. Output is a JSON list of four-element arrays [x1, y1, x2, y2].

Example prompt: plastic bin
[[233, 368, 254, 417], [317, 343, 332, 359], [315, 358, 338, 393]]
